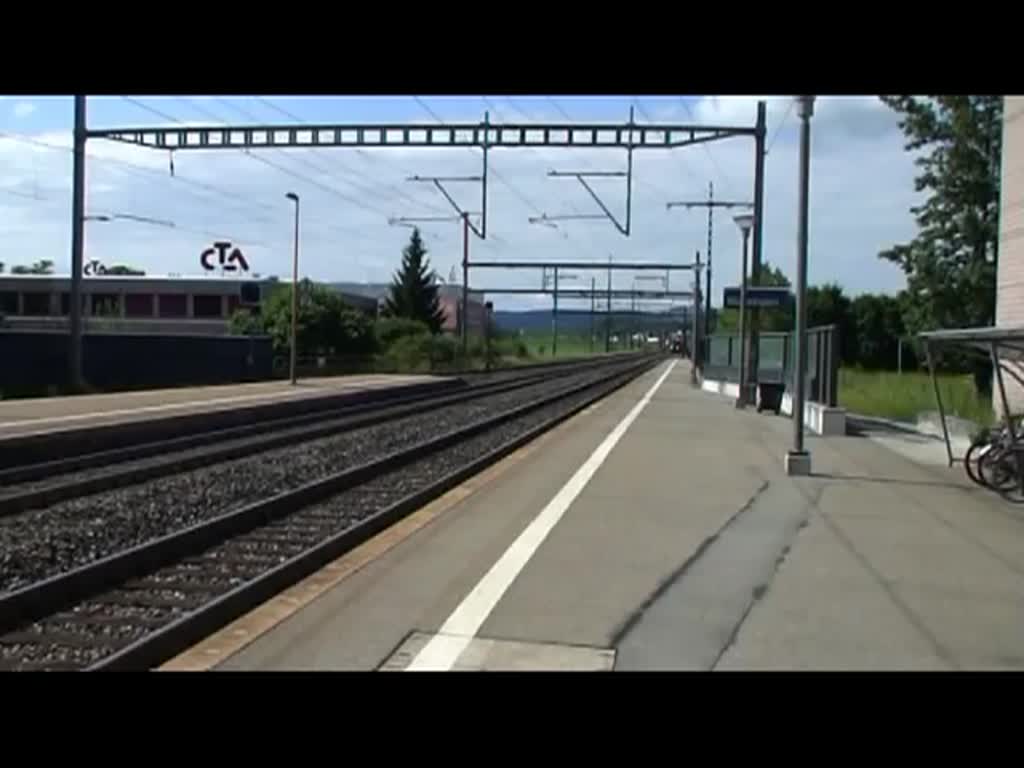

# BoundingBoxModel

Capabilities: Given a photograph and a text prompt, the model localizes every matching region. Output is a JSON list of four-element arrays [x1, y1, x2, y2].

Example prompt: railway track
[[0, 353, 635, 484], [0, 354, 662, 670], [0, 354, 633, 517]]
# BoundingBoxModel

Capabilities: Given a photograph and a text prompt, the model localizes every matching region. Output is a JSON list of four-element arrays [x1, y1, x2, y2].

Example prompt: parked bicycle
[[965, 416, 1024, 502]]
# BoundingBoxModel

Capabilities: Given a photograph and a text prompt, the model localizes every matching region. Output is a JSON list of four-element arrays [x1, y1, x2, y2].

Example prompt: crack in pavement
[[609, 478, 771, 649], [710, 484, 824, 670]]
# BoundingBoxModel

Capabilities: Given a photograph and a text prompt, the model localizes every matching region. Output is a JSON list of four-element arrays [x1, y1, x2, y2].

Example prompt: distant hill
[[493, 309, 689, 334]]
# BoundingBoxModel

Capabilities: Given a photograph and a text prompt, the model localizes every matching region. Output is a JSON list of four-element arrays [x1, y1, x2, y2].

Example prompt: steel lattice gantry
[[88, 120, 756, 151], [67, 99, 767, 386]]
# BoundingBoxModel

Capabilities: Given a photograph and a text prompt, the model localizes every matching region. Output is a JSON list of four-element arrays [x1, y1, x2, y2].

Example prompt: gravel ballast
[[0, 364, 635, 594]]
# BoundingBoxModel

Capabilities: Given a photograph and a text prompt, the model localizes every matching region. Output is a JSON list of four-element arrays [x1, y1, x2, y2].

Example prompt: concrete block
[[780, 392, 847, 436], [784, 450, 811, 476]]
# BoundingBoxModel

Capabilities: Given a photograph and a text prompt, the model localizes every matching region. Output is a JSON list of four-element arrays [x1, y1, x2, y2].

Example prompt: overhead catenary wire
[[250, 96, 450, 216], [120, 97, 396, 232], [0, 129, 368, 251], [766, 98, 795, 156], [679, 96, 736, 197]]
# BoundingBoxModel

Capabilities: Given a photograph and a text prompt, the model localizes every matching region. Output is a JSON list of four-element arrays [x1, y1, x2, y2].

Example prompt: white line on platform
[[404, 359, 678, 672]]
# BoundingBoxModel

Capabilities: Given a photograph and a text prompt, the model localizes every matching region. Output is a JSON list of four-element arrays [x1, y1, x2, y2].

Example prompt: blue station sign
[[722, 286, 793, 309]]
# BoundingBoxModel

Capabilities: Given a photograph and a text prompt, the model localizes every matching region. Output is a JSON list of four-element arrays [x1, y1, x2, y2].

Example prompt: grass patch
[[838, 367, 993, 427]]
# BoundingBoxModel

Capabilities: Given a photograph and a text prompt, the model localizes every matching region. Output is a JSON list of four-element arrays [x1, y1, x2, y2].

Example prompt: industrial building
[[0, 273, 469, 335]]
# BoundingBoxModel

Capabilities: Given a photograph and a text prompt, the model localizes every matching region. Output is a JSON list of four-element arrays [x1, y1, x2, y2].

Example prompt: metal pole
[[289, 194, 299, 385], [736, 227, 749, 408], [481, 112, 489, 239], [925, 341, 954, 468], [749, 100, 767, 395], [706, 181, 714, 335], [786, 96, 814, 476], [552, 266, 559, 357], [625, 106, 634, 236], [69, 95, 87, 392], [606, 256, 612, 353], [590, 277, 595, 354], [462, 212, 469, 358], [692, 250, 702, 385]]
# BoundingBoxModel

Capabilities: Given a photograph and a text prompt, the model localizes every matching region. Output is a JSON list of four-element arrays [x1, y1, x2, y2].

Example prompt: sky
[[0, 95, 922, 313]]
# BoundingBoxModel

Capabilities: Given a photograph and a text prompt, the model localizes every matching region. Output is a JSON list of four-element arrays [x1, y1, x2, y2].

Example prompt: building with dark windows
[[0, 272, 487, 335], [0, 273, 280, 335]]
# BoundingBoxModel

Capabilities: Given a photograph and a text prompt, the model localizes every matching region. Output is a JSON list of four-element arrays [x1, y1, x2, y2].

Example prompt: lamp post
[[733, 211, 753, 408], [785, 96, 815, 477], [285, 192, 300, 386]]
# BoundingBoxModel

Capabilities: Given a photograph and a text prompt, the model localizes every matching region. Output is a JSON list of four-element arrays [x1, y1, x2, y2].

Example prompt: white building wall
[[996, 97, 1024, 414]]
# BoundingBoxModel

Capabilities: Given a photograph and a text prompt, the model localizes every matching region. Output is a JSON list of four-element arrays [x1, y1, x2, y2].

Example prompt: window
[[192, 294, 223, 318], [22, 292, 51, 316], [125, 293, 154, 317], [0, 292, 17, 315], [159, 294, 187, 317]]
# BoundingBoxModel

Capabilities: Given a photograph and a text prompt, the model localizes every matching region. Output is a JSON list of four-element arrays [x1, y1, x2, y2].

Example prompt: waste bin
[[756, 383, 785, 414]]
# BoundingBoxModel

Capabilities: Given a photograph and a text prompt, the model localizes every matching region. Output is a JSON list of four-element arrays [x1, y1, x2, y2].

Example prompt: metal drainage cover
[[380, 631, 616, 672]]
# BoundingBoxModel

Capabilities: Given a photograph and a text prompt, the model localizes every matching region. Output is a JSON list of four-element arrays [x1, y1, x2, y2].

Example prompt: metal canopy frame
[[918, 325, 1024, 469]]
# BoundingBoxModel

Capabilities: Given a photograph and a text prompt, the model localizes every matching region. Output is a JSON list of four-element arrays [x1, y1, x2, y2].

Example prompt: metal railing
[[701, 324, 839, 407]]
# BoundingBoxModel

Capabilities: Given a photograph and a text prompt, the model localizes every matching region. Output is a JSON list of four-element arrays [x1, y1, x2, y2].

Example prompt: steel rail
[[0, 355, 638, 516], [0, 353, 632, 486]]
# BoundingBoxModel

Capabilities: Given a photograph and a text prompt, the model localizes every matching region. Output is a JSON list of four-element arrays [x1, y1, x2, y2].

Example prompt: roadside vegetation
[[838, 368, 993, 427], [230, 227, 536, 375], [708, 97, 1003, 428]]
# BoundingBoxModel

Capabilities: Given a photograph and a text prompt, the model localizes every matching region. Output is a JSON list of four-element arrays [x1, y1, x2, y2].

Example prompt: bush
[[387, 333, 433, 371], [428, 334, 459, 367], [495, 337, 529, 360], [376, 317, 432, 348]]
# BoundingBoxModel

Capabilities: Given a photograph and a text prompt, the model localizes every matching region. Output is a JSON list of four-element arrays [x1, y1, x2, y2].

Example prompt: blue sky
[[0, 95, 920, 312]]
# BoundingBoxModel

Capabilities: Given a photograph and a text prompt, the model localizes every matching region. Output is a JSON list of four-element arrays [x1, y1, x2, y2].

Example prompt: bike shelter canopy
[[917, 324, 1024, 468]]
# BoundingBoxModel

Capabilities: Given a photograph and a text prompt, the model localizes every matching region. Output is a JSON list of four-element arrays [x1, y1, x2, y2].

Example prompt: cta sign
[[201, 241, 249, 273]]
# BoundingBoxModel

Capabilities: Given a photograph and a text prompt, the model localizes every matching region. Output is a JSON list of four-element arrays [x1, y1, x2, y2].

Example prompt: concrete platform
[[0, 374, 451, 441], [163, 358, 1024, 672]]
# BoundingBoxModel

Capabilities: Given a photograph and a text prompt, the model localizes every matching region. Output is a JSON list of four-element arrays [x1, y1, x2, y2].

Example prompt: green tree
[[384, 228, 446, 334], [103, 264, 146, 276], [230, 279, 376, 359], [11, 259, 53, 275], [850, 293, 909, 370], [806, 283, 856, 363], [878, 96, 1003, 392]]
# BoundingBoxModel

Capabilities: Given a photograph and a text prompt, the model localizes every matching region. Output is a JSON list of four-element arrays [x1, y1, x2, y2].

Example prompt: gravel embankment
[[0, 364, 630, 594]]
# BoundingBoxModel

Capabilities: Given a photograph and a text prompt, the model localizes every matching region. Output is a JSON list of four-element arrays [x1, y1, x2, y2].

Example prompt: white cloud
[[13, 101, 36, 118], [0, 96, 922, 311]]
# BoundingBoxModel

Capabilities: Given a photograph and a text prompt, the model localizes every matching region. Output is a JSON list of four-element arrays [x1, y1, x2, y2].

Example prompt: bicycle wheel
[[981, 448, 1019, 492], [965, 440, 989, 486]]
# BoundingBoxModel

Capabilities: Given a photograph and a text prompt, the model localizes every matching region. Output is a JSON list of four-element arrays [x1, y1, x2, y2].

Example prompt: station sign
[[201, 241, 249, 273], [722, 286, 792, 309]]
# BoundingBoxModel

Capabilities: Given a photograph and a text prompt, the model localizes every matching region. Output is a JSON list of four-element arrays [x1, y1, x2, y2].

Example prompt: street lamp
[[733, 211, 754, 409], [785, 95, 816, 477], [286, 192, 300, 386]]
